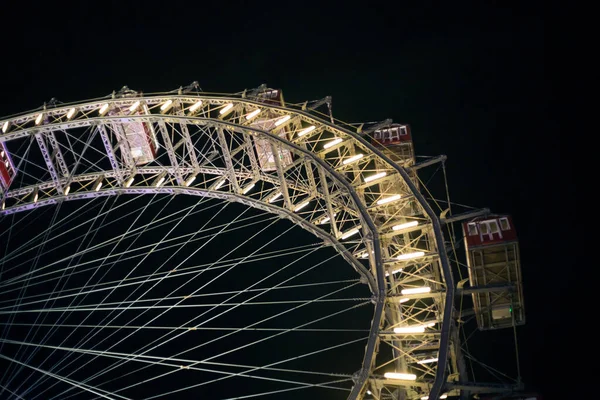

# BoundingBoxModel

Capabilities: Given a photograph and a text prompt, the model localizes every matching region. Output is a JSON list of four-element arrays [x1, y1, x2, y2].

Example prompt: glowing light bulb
[[297, 125, 315, 137], [376, 194, 401, 205]]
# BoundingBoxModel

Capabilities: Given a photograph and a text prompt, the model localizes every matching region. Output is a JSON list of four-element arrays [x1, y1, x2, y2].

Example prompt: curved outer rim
[[1, 93, 454, 399]]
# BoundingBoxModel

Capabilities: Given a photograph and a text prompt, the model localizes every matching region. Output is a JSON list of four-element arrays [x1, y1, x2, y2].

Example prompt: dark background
[[0, 1, 555, 398]]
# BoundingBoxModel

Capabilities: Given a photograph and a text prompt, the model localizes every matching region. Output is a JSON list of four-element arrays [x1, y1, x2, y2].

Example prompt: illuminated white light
[[185, 175, 197, 187], [189, 100, 203, 112], [219, 103, 234, 115], [397, 251, 425, 260], [129, 101, 140, 112], [35, 113, 43, 125], [66, 108, 76, 119], [342, 153, 364, 165], [33, 192, 39, 203], [320, 213, 336, 224], [401, 286, 431, 295], [294, 201, 310, 212], [383, 372, 417, 381], [323, 138, 343, 149], [160, 99, 173, 111], [0, 150, 4, 158], [268, 192, 282, 203], [64, 185, 70, 195], [95, 180, 103, 192], [155, 176, 166, 187], [297, 125, 316, 137], [125, 176, 135, 188], [242, 183, 255, 194], [246, 109, 261, 120], [385, 267, 402, 277], [417, 358, 439, 365], [215, 178, 226, 189], [393, 325, 426, 334], [99, 103, 109, 115], [131, 148, 143, 158], [376, 194, 401, 205], [367, 390, 372, 395], [421, 395, 447, 399], [399, 297, 410, 303], [1, 201, 4, 210], [392, 221, 419, 231], [341, 227, 360, 240], [364, 171, 386, 183], [2, 121, 8, 133], [274, 115, 291, 126]]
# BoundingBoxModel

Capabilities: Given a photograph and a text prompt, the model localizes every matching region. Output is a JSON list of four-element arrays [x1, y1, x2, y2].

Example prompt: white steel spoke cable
[[0, 193, 154, 267], [0, 382, 26, 400], [87, 262, 360, 397], [0, 238, 323, 315], [51, 210, 282, 398], [0, 202, 64, 390], [0, 353, 126, 400], [0, 242, 325, 313], [0, 193, 206, 285], [7, 196, 124, 394], [0, 241, 322, 311], [0, 206, 277, 294], [134, 299, 369, 399], [0, 323, 366, 333], [30, 199, 245, 398], [0, 338, 359, 387], [2, 297, 367, 314], [23, 193, 187, 395]]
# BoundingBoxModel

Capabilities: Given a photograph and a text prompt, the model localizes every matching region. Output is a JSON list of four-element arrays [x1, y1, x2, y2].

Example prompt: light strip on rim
[[297, 125, 315, 137], [268, 192, 282, 203], [160, 99, 173, 111], [323, 138, 343, 149], [396, 251, 425, 260], [421, 395, 447, 399], [35, 113, 43, 125], [99, 103, 109, 115], [64, 185, 71, 195], [274, 115, 291, 126], [399, 297, 410, 303], [364, 171, 387, 182], [2, 121, 8, 133], [383, 372, 417, 381], [215, 178, 226, 190], [66, 108, 76, 119], [185, 175, 197, 187], [341, 227, 360, 240], [242, 183, 255, 194], [392, 221, 419, 231], [125, 176, 135, 188], [294, 201, 310, 212], [246, 109, 261, 120], [401, 286, 431, 295], [376, 194, 401, 205], [219, 103, 234, 114], [129, 101, 140, 112], [189, 100, 203, 112], [417, 358, 438, 365], [342, 154, 364, 165]]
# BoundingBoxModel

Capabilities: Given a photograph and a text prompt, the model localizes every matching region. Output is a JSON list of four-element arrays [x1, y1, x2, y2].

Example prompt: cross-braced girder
[[0, 90, 493, 400]]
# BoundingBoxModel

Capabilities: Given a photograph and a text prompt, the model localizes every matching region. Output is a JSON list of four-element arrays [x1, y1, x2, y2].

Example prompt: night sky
[[0, 2, 555, 399]]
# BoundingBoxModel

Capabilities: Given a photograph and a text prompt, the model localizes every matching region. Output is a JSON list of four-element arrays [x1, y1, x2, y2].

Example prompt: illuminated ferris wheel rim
[[0, 88, 456, 400]]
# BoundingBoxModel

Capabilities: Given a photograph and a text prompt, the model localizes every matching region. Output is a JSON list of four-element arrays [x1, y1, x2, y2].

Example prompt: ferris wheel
[[0, 84, 531, 400]]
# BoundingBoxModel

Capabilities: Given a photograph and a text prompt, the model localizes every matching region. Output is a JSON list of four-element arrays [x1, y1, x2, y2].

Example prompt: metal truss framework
[[0, 91, 501, 400]]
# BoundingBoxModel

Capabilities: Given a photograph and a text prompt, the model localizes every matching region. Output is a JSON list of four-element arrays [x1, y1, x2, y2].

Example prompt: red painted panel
[[0, 162, 11, 189], [371, 124, 412, 146], [463, 215, 517, 249]]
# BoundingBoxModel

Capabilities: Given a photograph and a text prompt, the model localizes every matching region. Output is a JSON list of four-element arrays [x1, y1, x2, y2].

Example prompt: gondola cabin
[[463, 215, 525, 330], [370, 124, 415, 164], [111, 103, 158, 166], [0, 141, 16, 192], [249, 88, 293, 172]]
